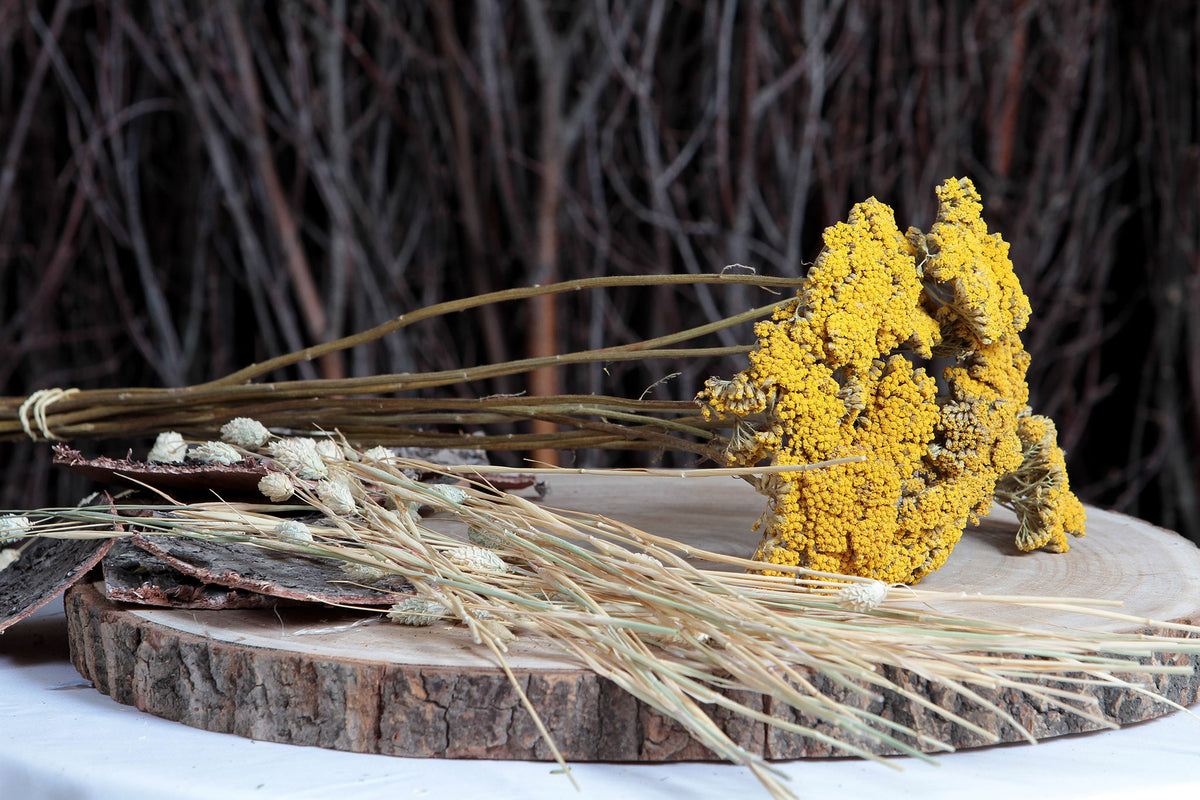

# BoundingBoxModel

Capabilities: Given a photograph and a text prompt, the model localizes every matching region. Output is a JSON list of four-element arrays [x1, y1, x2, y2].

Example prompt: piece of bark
[[53, 444, 268, 493], [1, 537, 113, 633], [54, 443, 536, 498], [103, 540, 291, 609], [129, 534, 412, 606], [461, 472, 538, 493]]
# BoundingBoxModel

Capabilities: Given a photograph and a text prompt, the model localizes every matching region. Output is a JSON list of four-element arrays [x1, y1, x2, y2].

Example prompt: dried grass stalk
[[17, 445, 1200, 800], [1, 274, 797, 452]]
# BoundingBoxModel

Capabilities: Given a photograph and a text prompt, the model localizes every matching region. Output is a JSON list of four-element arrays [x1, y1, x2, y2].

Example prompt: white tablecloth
[[2, 599, 1198, 800]]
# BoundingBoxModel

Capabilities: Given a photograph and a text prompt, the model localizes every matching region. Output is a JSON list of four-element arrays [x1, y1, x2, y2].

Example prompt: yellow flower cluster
[[995, 415, 1088, 553], [919, 178, 1031, 350], [698, 178, 1085, 583]]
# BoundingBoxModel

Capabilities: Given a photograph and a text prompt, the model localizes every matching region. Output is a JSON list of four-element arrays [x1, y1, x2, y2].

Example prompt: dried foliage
[[1, 1, 1197, 542]]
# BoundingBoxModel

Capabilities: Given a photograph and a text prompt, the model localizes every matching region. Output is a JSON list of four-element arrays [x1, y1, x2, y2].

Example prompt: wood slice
[[65, 476, 1200, 761]]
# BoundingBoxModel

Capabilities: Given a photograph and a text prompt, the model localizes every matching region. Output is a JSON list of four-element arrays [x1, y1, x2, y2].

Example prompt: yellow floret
[[995, 413, 1087, 552], [921, 177, 1031, 349]]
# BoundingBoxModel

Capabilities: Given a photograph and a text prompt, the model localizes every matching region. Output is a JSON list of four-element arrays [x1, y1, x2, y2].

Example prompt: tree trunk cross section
[[66, 476, 1200, 761]]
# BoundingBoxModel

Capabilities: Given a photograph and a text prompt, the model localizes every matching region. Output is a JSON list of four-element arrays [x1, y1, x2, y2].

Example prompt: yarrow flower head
[[148, 431, 187, 464], [698, 178, 1084, 584], [219, 417, 271, 449]]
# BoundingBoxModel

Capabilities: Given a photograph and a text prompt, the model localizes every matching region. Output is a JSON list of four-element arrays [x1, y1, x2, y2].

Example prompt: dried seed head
[[385, 493, 424, 518], [268, 438, 328, 479], [191, 441, 243, 466], [835, 580, 889, 613], [446, 546, 507, 573], [629, 552, 664, 568], [315, 439, 345, 461], [327, 466, 366, 499], [386, 596, 448, 626], [316, 479, 356, 515], [274, 520, 313, 543], [219, 417, 271, 449], [429, 484, 469, 505], [0, 548, 20, 570], [339, 560, 391, 583], [148, 431, 187, 464], [258, 472, 295, 502], [0, 514, 31, 545], [363, 446, 394, 463], [653, 629, 713, 648], [467, 526, 508, 549]]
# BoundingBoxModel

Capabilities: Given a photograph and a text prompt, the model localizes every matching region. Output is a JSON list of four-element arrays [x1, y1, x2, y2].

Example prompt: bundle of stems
[[15, 448, 1200, 800], [1, 274, 795, 453]]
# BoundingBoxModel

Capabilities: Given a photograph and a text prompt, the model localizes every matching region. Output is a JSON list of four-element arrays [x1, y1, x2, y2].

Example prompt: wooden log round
[[65, 475, 1200, 761]]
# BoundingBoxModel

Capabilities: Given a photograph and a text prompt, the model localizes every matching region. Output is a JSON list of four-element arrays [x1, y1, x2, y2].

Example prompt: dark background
[[2, 1, 1197, 543]]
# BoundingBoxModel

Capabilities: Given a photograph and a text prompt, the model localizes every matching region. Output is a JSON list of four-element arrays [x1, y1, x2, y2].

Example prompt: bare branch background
[[2, 0, 1197, 544]]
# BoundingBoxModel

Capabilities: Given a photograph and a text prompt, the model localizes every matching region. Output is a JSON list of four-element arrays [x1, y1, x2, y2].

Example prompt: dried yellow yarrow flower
[[258, 472, 294, 502], [996, 415, 1087, 553], [268, 438, 327, 479], [316, 479, 356, 515], [148, 431, 187, 464], [191, 441, 243, 465], [699, 177, 1084, 584], [219, 417, 271, 449], [446, 546, 507, 573]]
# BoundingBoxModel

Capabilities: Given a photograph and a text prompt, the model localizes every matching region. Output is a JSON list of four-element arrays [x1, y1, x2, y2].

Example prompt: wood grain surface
[[65, 475, 1200, 761]]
